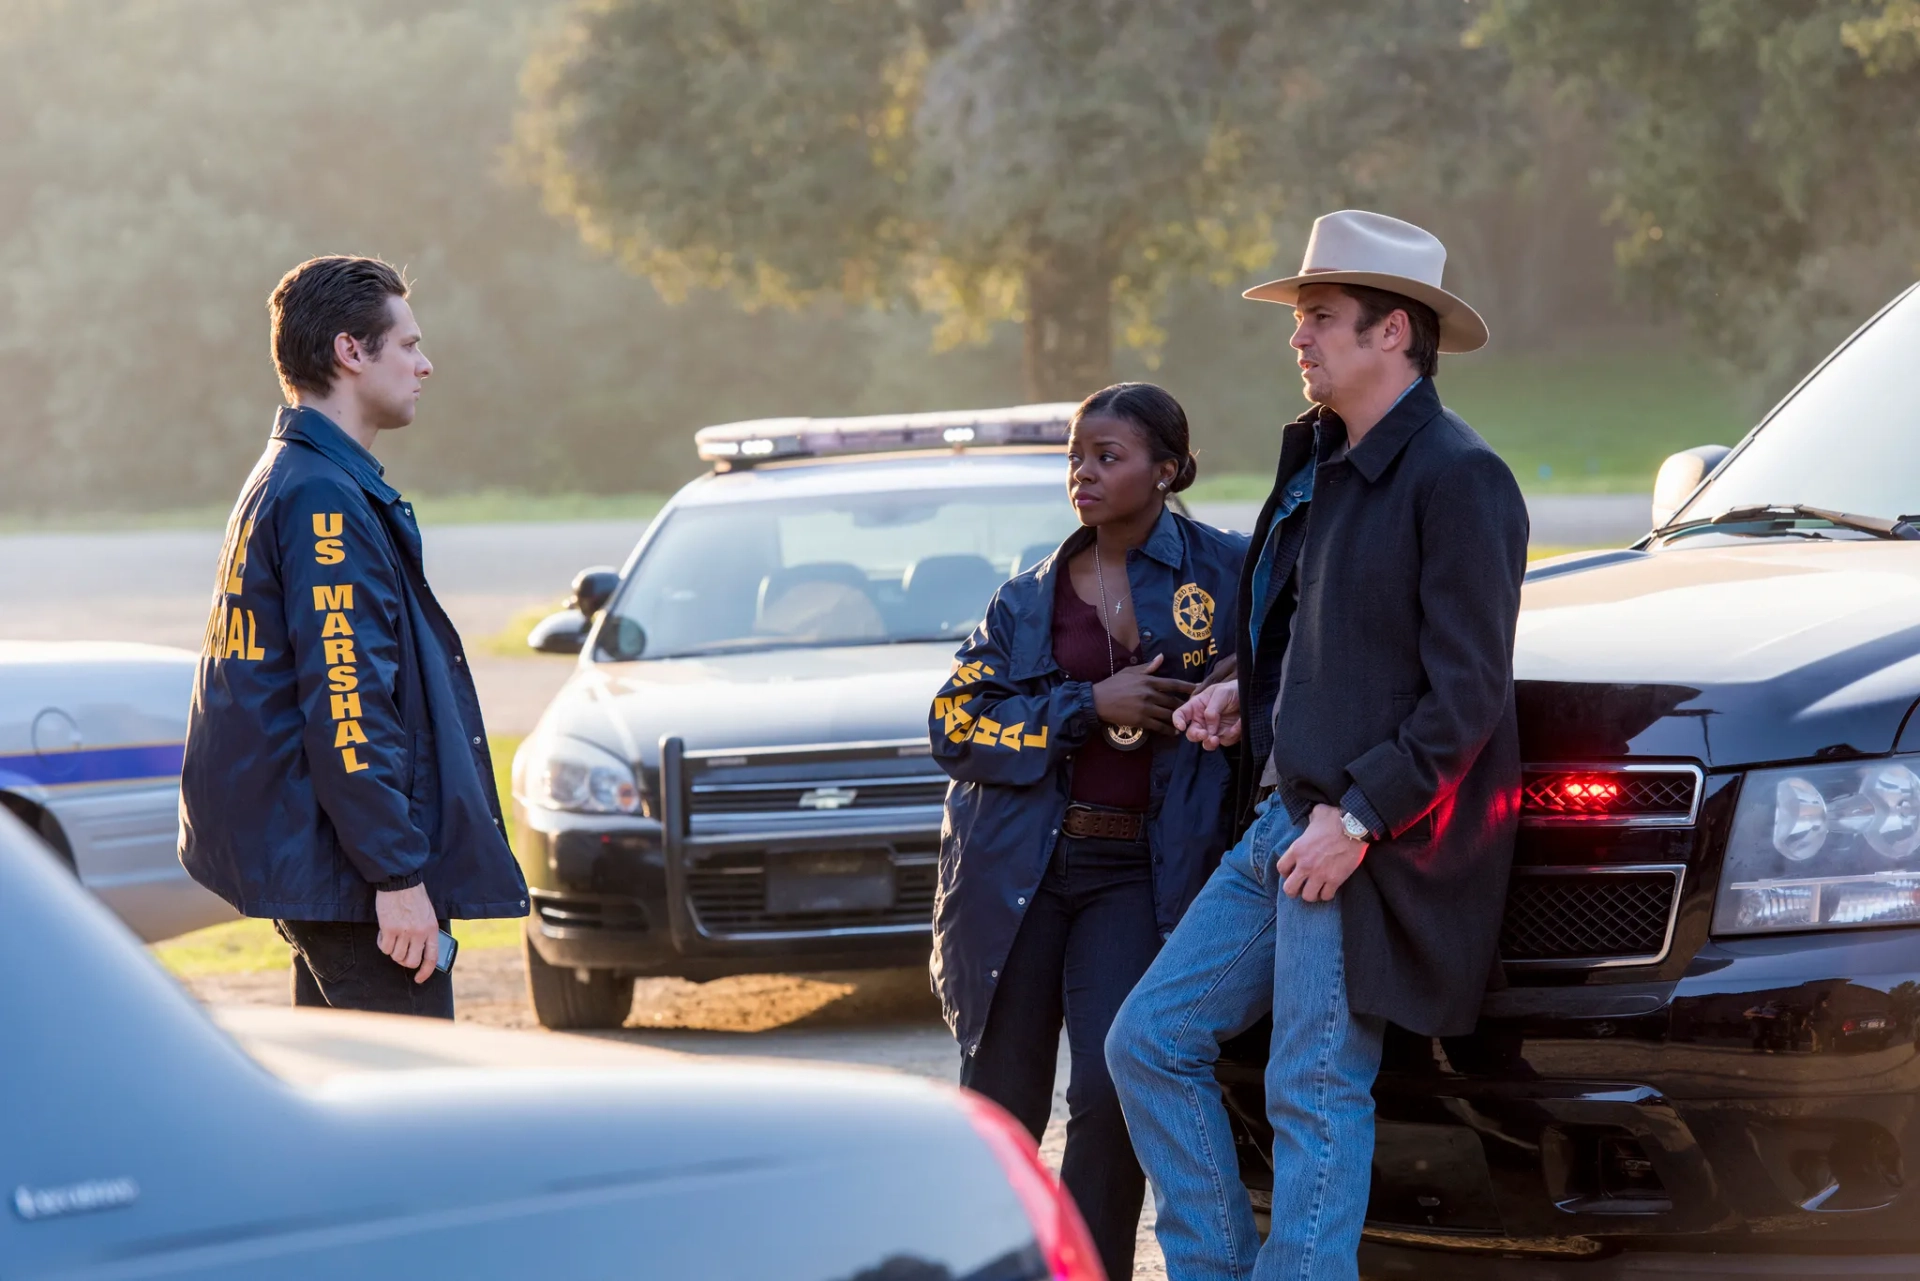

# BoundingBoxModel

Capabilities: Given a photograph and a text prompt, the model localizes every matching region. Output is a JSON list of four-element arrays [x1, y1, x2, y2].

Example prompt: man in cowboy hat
[[1106, 210, 1529, 1280]]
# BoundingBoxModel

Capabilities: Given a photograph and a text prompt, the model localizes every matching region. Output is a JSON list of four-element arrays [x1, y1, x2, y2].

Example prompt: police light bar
[[695, 403, 1080, 467]]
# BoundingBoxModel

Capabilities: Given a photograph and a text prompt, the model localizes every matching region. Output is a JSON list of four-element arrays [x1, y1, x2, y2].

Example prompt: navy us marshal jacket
[[179, 407, 528, 922], [929, 507, 1248, 1055]]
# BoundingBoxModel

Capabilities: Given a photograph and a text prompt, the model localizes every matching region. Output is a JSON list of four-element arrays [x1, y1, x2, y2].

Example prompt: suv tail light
[[957, 1091, 1105, 1281]]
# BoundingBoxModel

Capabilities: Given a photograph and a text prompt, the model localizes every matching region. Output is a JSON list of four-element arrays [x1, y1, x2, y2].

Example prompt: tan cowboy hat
[[1243, 210, 1489, 354]]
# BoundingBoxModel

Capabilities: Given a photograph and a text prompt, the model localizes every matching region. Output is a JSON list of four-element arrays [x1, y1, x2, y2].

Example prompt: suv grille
[[688, 776, 947, 816], [1522, 766, 1700, 825], [687, 856, 937, 934], [1500, 869, 1680, 965]]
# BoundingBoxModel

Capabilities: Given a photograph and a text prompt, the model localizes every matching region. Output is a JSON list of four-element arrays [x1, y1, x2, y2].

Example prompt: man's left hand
[[1276, 804, 1367, 902]]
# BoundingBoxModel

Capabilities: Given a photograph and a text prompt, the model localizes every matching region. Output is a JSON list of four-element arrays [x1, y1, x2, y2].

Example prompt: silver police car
[[0, 639, 231, 941], [511, 405, 1088, 1028]]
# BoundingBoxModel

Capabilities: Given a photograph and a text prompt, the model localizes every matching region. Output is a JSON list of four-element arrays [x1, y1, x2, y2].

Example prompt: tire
[[522, 923, 634, 1030]]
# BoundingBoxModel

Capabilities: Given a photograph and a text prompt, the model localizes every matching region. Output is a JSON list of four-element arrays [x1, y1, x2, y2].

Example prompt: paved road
[[0, 494, 1650, 605], [0, 494, 1652, 736], [0, 521, 656, 735]]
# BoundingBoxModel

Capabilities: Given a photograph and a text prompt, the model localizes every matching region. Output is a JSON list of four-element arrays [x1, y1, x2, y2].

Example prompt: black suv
[[1220, 285, 1920, 1277]]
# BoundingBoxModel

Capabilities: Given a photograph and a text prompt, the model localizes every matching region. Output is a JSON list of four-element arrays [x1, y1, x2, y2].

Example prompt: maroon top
[[1052, 567, 1153, 811]]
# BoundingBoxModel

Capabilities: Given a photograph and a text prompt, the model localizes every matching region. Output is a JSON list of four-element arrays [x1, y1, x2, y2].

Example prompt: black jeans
[[275, 919, 454, 1020], [961, 834, 1162, 1281]]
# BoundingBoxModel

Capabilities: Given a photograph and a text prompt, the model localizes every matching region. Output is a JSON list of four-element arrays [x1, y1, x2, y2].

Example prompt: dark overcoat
[[1235, 378, 1528, 1037], [929, 508, 1248, 1056]]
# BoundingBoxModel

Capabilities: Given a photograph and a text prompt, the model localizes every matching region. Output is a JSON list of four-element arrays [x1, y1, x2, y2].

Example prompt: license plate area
[[765, 850, 895, 914]]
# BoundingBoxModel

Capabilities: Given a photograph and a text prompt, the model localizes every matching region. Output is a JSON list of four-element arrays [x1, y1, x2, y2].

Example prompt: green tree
[[519, 0, 1279, 399], [0, 0, 1019, 512], [520, 0, 1563, 400], [1484, 1, 1920, 386]]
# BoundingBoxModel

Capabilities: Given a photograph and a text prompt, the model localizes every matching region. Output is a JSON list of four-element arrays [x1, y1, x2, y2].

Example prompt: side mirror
[[596, 615, 647, 661], [527, 609, 589, 655], [569, 566, 621, 618], [1650, 445, 1732, 530]]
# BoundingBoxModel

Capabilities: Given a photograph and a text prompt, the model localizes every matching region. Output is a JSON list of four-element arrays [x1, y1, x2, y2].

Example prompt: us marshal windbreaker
[[928, 507, 1248, 1056], [178, 407, 527, 922]]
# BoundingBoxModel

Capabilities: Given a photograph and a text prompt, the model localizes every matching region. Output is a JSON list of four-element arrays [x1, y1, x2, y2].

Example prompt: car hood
[[534, 642, 956, 767], [1517, 541, 1920, 766]]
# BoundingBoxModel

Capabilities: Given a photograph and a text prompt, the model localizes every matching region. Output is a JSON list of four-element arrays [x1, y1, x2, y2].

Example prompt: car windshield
[[602, 486, 1078, 659], [1674, 286, 1920, 527]]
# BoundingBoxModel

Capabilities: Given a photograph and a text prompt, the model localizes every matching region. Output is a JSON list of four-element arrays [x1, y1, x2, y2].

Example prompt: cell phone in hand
[[435, 928, 459, 973]]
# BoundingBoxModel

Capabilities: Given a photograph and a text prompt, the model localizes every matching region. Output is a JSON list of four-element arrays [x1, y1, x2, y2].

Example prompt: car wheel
[[522, 923, 635, 1030]]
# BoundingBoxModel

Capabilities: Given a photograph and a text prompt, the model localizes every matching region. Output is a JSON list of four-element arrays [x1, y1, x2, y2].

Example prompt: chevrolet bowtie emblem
[[798, 787, 858, 811]]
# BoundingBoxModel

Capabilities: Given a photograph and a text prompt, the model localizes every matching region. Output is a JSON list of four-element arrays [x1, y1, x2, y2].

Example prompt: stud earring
[[1157, 480, 1169, 491]]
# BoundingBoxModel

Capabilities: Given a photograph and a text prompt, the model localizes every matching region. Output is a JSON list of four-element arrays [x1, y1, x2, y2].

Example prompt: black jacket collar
[[1326, 376, 1442, 484], [272, 405, 401, 504]]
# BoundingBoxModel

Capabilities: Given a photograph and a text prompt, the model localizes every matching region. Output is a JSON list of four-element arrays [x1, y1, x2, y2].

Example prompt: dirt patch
[[181, 948, 942, 1035]]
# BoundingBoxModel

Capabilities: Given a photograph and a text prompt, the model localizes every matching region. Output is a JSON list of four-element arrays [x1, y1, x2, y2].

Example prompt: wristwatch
[[1339, 810, 1371, 843]]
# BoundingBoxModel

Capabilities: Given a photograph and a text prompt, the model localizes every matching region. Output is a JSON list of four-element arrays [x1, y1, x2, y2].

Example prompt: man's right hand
[[1092, 653, 1196, 735], [1174, 679, 1242, 750], [375, 883, 438, 983]]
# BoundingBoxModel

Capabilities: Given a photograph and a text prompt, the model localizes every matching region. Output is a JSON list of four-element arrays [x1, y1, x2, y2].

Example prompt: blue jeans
[[1105, 804, 1386, 1281]]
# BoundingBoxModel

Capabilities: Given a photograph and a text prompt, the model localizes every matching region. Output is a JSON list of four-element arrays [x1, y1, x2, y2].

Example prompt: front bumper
[[1223, 927, 1920, 1272], [513, 746, 940, 980]]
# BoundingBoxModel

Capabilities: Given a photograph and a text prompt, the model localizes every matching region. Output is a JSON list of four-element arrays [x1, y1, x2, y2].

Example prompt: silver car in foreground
[[0, 640, 231, 941], [0, 810, 1103, 1280]]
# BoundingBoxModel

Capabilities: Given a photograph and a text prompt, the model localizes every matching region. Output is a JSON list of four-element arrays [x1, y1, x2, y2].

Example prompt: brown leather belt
[[1062, 804, 1145, 842]]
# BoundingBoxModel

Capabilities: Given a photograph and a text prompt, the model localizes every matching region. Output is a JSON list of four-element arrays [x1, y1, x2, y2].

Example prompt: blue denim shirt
[[1248, 460, 1315, 655]]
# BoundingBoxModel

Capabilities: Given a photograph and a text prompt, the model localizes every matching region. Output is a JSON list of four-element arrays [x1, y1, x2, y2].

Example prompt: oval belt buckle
[[1104, 723, 1146, 751]]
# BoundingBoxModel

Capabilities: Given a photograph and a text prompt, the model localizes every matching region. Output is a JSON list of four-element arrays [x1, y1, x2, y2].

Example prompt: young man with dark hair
[[179, 255, 527, 1018], [1106, 211, 1529, 1280]]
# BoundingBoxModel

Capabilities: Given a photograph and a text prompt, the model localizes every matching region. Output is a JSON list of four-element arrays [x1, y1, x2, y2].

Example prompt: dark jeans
[[275, 919, 454, 1020], [961, 834, 1162, 1281]]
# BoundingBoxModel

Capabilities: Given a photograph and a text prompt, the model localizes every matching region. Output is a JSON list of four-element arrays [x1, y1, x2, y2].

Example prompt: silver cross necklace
[[1093, 542, 1146, 752]]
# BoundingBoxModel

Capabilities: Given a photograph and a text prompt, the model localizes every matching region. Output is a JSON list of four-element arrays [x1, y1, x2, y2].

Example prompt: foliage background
[[0, 0, 1016, 511], [1, 0, 1912, 513]]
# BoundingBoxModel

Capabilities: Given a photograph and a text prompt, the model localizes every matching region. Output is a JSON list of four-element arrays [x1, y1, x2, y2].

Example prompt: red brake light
[[1552, 776, 1622, 811], [957, 1091, 1106, 1281], [1561, 778, 1620, 804]]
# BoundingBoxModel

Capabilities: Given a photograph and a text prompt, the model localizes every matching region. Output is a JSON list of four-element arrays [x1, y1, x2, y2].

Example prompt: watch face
[[1342, 812, 1368, 840]]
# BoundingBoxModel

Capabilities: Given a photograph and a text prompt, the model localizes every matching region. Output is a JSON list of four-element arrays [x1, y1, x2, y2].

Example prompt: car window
[[604, 486, 1077, 659], [1676, 286, 1920, 525]]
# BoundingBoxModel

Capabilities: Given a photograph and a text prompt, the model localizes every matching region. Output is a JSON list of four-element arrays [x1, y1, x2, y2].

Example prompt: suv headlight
[[517, 736, 645, 816], [1714, 756, 1920, 935]]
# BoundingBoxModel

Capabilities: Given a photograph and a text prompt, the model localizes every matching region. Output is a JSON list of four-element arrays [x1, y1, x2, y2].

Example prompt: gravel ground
[[186, 950, 1170, 1279]]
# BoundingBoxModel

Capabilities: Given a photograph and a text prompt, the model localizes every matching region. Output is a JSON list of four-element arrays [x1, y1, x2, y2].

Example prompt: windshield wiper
[[1660, 504, 1920, 542]]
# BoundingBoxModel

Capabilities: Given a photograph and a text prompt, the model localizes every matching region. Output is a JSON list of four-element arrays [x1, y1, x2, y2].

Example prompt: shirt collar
[[1320, 376, 1442, 484], [271, 405, 401, 503]]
